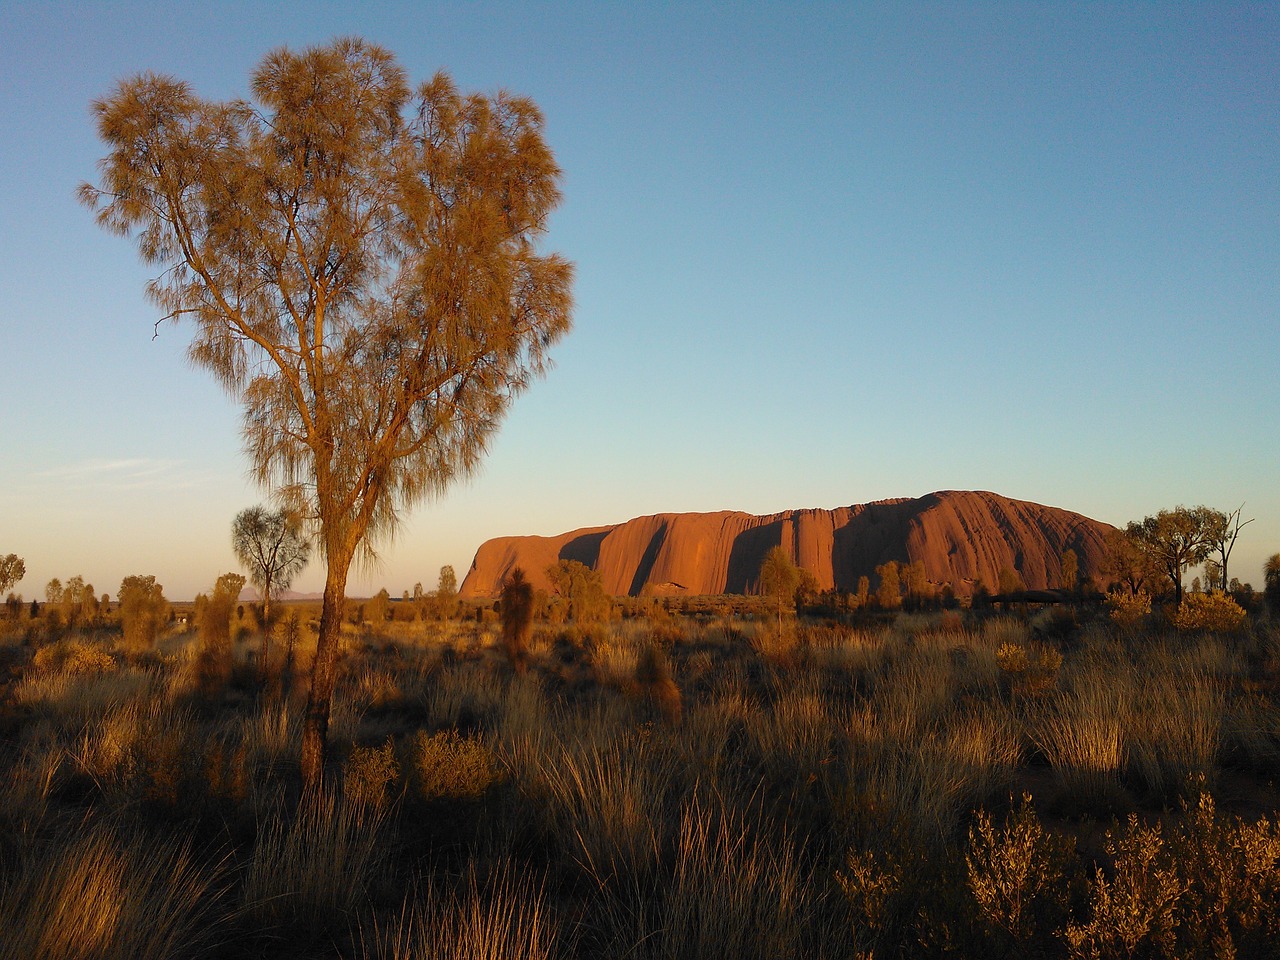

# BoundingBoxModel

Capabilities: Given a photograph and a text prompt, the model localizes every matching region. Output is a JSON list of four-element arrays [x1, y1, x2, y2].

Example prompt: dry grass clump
[[242, 790, 387, 936], [379, 862, 559, 960], [0, 823, 227, 960]]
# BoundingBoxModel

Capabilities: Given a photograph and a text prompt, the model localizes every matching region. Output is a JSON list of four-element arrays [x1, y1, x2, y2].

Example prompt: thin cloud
[[35, 458, 216, 492]]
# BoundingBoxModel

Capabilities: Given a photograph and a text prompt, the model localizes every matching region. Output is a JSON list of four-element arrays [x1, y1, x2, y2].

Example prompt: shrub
[[1106, 590, 1151, 630], [1173, 592, 1246, 633], [32, 639, 116, 674], [344, 738, 399, 808], [1065, 815, 1184, 958], [411, 729, 501, 802], [966, 794, 1076, 949]]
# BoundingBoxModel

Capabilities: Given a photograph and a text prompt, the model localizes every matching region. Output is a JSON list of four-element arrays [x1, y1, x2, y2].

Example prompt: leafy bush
[[344, 738, 399, 808], [1174, 592, 1246, 633], [411, 729, 501, 802], [32, 639, 116, 674], [1106, 590, 1151, 630]]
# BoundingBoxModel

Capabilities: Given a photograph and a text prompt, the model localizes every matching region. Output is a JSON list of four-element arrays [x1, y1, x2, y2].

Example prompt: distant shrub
[[1106, 590, 1151, 630], [1173, 592, 1246, 633]]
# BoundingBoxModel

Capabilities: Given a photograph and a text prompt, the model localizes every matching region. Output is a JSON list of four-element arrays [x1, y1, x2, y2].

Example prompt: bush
[[1174, 592, 1246, 633], [32, 639, 116, 674], [344, 739, 399, 808], [1106, 590, 1151, 630], [411, 729, 501, 802]]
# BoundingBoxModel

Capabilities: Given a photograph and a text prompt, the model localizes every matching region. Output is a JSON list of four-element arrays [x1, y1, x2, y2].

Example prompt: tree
[[198, 573, 244, 693], [1265, 554, 1280, 617], [1126, 506, 1217, 606], [758, 546, 801, 607], [83, 40, 573, 790], [875, 561, 901, 610], [0, 555, 24, 595], [758, 545, 801, 631], [436, 565, 458, 620], [1100, 527, 1158, 596], [1059, 549, 1078, 593], [499, 567, 533, 673], [1203, 505, 1253, 593], [118, 575, 168, 652], [546, 560, 610, 623], [367, 588, 391, 626], [232, 505, 311, 628]]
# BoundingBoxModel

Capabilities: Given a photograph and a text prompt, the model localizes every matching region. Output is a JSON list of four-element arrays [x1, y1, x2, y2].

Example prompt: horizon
[[2, 3, 1277, 600]]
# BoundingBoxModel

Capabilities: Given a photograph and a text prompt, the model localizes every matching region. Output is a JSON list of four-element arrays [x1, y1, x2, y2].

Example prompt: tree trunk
[[300, 556, 352, 793]]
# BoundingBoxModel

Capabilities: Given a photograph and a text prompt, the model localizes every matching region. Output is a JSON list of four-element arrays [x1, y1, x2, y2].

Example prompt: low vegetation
[[1, 594, 1279, 959]]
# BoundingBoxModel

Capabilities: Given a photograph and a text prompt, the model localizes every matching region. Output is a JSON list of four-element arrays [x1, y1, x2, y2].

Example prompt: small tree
[[232, 506, 311, 629], [367, 588, 391, 627], [436, 565, 459, 620], [1264, 554, 1280, 618], [875, 561, 901, 610], [118, 575, 168, 652], [499, 567, 533, 673], [198, 573, 244, 693], [1059, 549, 1078, 594], [758, 545, 801, 631], [546, 560, 610, 623], [0, 554, 24, 595], [1204, 505, 1253, 593]]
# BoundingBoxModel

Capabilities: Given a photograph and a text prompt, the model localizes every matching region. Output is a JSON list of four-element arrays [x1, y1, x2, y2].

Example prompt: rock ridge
[[458, 490, 1114, 599]]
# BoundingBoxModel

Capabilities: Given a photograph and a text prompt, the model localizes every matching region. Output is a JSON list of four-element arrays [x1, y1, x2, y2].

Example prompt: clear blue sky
[[1, 2, 1276, 600]]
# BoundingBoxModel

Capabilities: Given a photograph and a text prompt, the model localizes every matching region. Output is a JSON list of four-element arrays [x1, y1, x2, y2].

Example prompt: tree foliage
[[546, 559, 610, 623], [232, 506, 311, 625], [499, 566, 533, 672], [1264, 554, 1280, 617], [758, 546, 801, 609], [82, 39, 573, 789], [1126, 507, 1219, 606], [118, 575, 168, 652], [0, 554, 24, 595]]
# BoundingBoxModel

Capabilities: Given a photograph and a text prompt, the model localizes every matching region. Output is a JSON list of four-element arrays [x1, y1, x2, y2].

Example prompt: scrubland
[[2, 602, 1279, 959]]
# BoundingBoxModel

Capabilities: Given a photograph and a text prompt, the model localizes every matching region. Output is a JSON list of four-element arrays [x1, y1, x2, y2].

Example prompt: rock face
[[459, 490, 1114, 599]]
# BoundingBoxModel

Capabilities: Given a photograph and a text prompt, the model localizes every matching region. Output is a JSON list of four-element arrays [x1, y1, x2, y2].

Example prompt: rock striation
[[459, 490, 1114, 599]]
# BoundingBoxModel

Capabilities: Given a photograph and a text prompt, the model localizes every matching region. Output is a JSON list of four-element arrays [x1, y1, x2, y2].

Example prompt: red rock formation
[[459, 490, 1114, 599]]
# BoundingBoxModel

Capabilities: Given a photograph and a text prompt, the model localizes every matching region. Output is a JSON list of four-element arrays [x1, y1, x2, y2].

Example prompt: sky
[[1, 2, 1276, 600]]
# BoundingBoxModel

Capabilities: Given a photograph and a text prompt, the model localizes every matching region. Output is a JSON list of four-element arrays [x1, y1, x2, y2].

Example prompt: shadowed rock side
[[459, 490, 1114, 599]]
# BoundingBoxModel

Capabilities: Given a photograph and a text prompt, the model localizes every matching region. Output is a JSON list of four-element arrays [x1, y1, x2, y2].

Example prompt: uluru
[[459, 490, 1115, 599]]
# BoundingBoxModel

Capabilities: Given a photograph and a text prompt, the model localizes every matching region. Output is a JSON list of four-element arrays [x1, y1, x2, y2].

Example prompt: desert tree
[[198, 572, 245, 693], [118, 575, 168, 652], [758, 545, 801, 631], [1264, 554, 1280, 617], [546, 559, 610, 623], [499, 566, 533, 672], [1100, 527, 1157, 596], [1126, 506, 1217, 606], [0, 554, 24, 596], [1059, 549, 1078, 594], [1203, 505, 1252, 593], [875, 561, 901, 610], [82, 39, 573, 789], [232, 505, 311, 628], [436, 564, 459, 619]]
